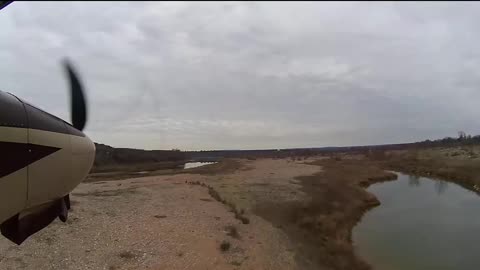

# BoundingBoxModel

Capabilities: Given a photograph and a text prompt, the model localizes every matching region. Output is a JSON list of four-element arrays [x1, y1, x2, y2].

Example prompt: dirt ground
[[2, 147, 478, 269], [0, 159, 324, 270]]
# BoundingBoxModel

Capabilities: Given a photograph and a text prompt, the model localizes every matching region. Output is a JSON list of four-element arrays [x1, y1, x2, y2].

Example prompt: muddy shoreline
[[253, 158, 398, 270]]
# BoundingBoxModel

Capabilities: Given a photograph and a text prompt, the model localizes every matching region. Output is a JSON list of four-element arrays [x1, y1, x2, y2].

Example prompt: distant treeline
[[185, 144, 414, 160], [186, 133, 480, 159], [93, 132, 480, 167], [415, 132, 480, 147], [94, 143, 186, 167]]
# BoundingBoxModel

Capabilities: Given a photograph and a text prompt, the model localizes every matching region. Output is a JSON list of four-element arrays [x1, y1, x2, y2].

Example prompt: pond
[[183, 162, 217, 169], [353, 172, 480, 270]]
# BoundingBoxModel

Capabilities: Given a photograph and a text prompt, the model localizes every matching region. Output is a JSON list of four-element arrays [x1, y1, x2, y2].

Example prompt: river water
[[353, 172, 480, 270], [183, 162, 216, 169]]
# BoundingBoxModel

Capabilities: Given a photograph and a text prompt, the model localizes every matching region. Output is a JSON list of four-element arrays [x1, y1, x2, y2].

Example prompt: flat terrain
[[3, 146, 475, 270], [0, 159, 321, 270]]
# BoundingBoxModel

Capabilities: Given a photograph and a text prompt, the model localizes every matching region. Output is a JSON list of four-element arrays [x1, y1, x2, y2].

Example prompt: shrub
[[225, 225, 240, 239], [220, 240, 231, 252]]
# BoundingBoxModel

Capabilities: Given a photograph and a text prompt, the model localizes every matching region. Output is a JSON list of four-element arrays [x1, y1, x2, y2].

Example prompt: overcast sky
[[1, 2, 480, 150]]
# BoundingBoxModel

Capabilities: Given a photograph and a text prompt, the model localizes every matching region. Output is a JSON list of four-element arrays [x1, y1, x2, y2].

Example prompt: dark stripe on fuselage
[[0, 142, 61, 178], [0, 91, 27, 128], [64, 123, 86, 137], [0, 91, 85, 137], [25, 104, 68, 135]]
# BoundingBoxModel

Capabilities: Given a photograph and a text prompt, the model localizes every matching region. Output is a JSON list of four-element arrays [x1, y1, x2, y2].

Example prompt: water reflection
[[408, 175, 420, 187], [407, 175, 449, 194], [354, 172, 479, 270], [434, 179, 449, 194], [183, 162, 216, 169]]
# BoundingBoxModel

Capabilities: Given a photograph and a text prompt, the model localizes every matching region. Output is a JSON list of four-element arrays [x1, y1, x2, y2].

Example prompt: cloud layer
[[2, 2, 480, 150]]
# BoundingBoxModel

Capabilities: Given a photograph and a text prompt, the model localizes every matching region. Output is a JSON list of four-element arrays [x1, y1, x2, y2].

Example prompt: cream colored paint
[[26, 128, 72, 207], [0, 168, 28, 224], [68, 133, 95, 195], [27, 128, 95, 207], [0, 126, 95, 223], [0, 126, 28, 143]]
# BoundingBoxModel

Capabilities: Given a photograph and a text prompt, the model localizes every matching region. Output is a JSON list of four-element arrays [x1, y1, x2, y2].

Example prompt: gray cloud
[[2, 2, 480, 150]]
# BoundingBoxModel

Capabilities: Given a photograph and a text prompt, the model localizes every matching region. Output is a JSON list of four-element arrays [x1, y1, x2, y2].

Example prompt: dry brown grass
[[254, 157, 397, 270], [186, 180, 251, 225], [72, 187, 139, 197], [376, 147, 480, 190], [225, 225, 240, 239], [220, 240, 231, 252], [91, 161, 184, 173], [118, 251, 136, 260], [230, 260, 242, 266], [207, 186, 250, 224]]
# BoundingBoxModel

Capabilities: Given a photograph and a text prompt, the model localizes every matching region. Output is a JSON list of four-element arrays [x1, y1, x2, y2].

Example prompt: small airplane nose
[[69, 131, 96, 189]]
